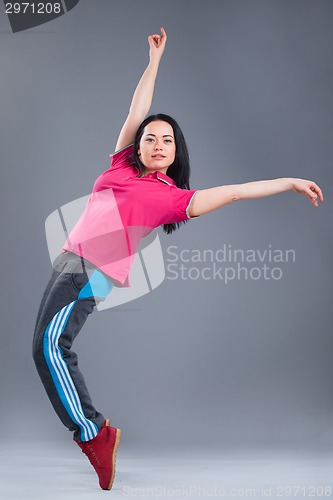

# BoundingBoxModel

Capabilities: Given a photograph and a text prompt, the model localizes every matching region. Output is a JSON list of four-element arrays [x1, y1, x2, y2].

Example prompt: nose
[[154, 140, 163, 150]]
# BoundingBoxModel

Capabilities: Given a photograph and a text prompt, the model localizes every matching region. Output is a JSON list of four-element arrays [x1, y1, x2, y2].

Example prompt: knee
[[32, 321, 48, 366], [32, 333, 42, 366]]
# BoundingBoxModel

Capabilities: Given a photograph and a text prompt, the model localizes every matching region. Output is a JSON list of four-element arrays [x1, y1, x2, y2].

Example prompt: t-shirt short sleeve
[[109, 144, 134, 170], [170, 187, 200, 223]]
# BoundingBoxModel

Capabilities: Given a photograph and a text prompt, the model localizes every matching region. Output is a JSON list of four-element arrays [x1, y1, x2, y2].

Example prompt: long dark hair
[[132, 114, 192, 235]]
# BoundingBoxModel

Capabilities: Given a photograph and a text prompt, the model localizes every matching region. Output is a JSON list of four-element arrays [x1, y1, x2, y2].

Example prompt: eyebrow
[[145, 133, 174, 138]]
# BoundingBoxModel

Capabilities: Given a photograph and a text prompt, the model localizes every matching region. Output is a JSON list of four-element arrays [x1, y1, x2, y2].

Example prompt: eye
[[164, 139, 172, 143], [145, 138, 154, 142]]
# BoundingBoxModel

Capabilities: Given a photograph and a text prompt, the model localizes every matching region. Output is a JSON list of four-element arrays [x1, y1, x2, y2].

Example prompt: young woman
[[32, 27, 324, 491]]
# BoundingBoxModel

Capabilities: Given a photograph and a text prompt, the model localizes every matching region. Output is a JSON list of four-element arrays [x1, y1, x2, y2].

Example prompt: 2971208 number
[[276, 485, 332, 497], [5, 3, 61, 14]]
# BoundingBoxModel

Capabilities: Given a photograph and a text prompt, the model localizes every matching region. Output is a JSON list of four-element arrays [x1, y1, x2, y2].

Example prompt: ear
[[138, 149, 141, 156]]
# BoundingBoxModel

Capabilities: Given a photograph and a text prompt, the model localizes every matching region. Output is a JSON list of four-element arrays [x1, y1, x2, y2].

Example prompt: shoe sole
[[105, 420, 122, 490]]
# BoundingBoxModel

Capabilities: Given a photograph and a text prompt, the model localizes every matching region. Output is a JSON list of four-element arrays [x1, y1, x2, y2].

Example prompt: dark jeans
[[32, 252, 114, 442]]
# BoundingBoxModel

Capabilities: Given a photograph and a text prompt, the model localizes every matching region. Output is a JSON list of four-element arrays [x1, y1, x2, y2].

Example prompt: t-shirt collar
[[134, 167, 176, 186], [154, 171, 176, 186]]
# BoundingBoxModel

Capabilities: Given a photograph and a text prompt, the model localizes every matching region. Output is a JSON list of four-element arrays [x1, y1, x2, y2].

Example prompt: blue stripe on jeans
[[78, 269, 114, 300], [43, 300, 98, 442]]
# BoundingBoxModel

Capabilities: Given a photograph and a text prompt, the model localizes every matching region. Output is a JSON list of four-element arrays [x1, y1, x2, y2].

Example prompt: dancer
[[32, 27, 324, 491]]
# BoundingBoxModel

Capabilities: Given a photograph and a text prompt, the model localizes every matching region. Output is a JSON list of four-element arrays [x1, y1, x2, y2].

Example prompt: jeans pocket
[[64, 259, 90, 292]]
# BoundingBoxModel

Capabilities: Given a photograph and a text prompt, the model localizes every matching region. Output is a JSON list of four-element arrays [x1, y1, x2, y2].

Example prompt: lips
[[152, 155, 166, 159]]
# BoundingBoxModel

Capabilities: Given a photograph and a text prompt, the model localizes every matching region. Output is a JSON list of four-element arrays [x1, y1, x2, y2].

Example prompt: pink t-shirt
[[61, 144, 199, 287]]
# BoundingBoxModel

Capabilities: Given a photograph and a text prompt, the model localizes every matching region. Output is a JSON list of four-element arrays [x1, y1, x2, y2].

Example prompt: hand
[[148, 27, 167, 63], [291, 178, 324, 207]]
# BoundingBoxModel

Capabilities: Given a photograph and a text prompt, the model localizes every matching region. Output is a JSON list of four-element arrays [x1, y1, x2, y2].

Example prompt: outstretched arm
[[189, 177, 324, 217], [115, 27, 167, 152]]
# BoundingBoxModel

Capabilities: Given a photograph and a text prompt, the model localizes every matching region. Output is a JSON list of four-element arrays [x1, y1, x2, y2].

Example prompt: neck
[[143, 168, 168, 176]]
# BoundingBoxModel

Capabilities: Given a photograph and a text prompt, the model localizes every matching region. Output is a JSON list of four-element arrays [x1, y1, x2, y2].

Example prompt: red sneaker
[[75, 419, 121, 490]]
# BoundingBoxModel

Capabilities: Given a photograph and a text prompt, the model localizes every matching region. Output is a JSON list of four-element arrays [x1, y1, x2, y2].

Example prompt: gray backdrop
[[0, 0, 332, 453]]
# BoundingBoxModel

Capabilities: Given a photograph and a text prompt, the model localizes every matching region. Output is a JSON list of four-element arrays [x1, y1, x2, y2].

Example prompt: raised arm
[[115, 27, 167, 152], [189, 177, 324, 217]]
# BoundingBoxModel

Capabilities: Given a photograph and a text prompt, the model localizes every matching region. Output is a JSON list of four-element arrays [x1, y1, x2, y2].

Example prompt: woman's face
[[138, 120, 176, 175]]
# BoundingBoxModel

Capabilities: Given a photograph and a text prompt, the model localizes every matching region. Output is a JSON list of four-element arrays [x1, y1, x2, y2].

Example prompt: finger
[[152, 35, 161, 47], [310, 182, 324, 202], [160, 26, 167, 39], [305, 191, 314, 201], [308, 194, 318, 208], [314, 184, 324, 202], [306, 187, 317, 200]]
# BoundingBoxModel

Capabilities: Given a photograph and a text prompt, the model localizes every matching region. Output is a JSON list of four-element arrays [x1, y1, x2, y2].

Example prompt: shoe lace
[[82, 444, 103, 470]]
